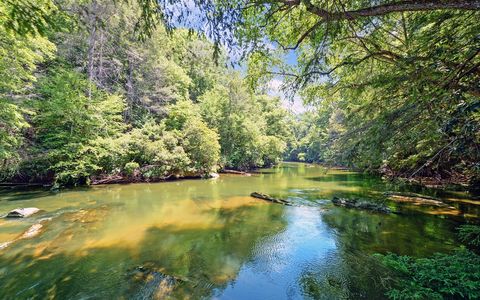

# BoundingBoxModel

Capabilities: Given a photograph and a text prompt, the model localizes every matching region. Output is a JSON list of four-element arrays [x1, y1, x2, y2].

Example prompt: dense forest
[[0, 0, 293, 187], [2, 0, 479, 189]]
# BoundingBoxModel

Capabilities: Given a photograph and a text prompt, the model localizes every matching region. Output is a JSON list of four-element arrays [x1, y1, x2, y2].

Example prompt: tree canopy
[[1, 0, 479, 186]]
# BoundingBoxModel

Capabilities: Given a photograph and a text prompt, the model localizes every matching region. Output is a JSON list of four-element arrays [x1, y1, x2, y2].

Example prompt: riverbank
[[288, 161, 478, 192], [0, 167, 259, 189]]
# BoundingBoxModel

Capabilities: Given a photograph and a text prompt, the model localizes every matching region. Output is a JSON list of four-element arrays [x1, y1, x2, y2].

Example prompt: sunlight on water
[[0, 163, 478, 299]]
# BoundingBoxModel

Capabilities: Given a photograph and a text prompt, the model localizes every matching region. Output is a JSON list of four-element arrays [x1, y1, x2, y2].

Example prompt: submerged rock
[[126, 263, 183, 299], [332, 197, 391, 214], [385, 192, 455, 209], [19, 223, 43, 238], [0, 222, 45, 250], [250, 192, 292, 206], [5, 207, 40, 218]]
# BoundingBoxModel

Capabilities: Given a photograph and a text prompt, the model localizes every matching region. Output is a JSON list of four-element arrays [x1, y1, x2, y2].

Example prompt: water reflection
[[0, 163, 478, 299]]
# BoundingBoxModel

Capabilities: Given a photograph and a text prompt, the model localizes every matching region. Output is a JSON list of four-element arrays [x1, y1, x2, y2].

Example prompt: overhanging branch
[[274, 0, 480, 21]]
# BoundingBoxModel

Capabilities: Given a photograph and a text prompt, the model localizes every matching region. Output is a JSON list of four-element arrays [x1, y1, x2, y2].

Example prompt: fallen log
[[221, 169, 252, 176], [91, 175, 128, 185], [332, 197, 391, 214], [250, 192, 292, 206]]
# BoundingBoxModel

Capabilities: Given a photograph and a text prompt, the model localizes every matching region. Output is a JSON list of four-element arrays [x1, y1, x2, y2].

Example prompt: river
[[0, 162, 478, 299]]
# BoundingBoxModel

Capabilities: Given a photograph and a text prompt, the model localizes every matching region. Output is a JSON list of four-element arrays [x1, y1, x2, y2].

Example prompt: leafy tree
[[0, 0, 56, 178], [164, 100, 221, 175], [224, 1, 480, 183], [200, 74, 289, 170], [27, 67, 125, 185]]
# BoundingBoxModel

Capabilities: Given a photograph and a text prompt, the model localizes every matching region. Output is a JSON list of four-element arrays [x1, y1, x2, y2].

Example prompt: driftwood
[[91, 175, 128, 185], [250, 192, 292, 206], [384, 191, 439, 200], [221, 169, 252, 176], [332, 197, 392, 214]]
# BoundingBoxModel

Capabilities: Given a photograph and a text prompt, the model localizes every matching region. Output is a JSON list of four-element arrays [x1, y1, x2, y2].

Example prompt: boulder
[[332, 197, 391, 214], [6, 207, 40, 218]]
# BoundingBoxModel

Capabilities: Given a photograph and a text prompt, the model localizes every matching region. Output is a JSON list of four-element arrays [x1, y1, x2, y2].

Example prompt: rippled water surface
[[0, 163, 478, 299]]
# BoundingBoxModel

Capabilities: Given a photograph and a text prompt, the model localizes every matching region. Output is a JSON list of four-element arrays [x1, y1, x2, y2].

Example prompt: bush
[[181, 119, 220, 175], [379, 250, 480, 300], [458, 225, 480, 249], [124, 162, 139, 176]]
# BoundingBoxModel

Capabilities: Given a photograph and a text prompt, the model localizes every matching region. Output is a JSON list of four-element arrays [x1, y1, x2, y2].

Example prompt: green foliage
[[164, 100, 200, 131], [458, 225, 480, 249], [379, 250, 480, 300], [123, 162, 139, 176], [376, 223, 480, 300], [0, 1, 56, 179], [200, 74, 289, 170], [34, 68, 125, 147], [240, 2, 480, 182], [0, 100, 30, 179], [1, 0, 59, 36], [28, 67, 126, 186], [181, 118, 220, 175], [1, 0, 291, 186]]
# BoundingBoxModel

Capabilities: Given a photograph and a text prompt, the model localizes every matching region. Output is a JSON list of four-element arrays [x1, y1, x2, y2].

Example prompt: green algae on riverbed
[[0, 163, 478, 299]]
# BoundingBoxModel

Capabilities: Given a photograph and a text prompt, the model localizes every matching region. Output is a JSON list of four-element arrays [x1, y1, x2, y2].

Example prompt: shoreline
[[1, 162, 477, 193]]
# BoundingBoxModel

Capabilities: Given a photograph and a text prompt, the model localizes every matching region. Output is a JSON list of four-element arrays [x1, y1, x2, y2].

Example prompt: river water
[[0, 163, 478, 299]]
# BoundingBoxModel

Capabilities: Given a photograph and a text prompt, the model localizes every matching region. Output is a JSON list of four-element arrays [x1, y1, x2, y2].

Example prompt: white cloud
[[267, 78, 306, 114]]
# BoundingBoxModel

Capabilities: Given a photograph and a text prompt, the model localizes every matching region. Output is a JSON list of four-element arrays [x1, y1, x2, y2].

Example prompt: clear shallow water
[[0, 163, 478, 299]]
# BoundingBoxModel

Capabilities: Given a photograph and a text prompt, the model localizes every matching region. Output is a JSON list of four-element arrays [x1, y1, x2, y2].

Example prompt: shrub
[[379, 250, 480, 300], [458, 225, 480, 249], [124, 162, 140, 176]]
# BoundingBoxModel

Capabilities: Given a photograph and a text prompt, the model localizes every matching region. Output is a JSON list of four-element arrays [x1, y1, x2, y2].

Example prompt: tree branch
[[275, 0, 480, 21]]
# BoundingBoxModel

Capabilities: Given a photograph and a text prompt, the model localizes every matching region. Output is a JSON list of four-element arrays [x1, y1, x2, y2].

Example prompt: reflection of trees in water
[[0, 203, 287, 299], [298, 250, 391, 300], [298, 208, 459, 299], [133, 203, 287, 298], [299, 209, 458, 299], [322, 208, 457, 256]]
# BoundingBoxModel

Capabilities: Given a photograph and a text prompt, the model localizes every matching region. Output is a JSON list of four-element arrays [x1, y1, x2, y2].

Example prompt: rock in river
[[126, 263, 183, 299], [5, 207, 40, 218], [332, 197, 391, 214]]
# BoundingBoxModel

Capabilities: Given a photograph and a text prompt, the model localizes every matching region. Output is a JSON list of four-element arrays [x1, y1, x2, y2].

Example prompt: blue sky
[[169, 1, 306, 114]]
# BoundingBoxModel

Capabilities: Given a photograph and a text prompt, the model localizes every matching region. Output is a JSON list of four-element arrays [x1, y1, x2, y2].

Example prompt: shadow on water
[[0, 188, 54, 202], [0, 199, 288, 299], [0, 186, 97, 202], [0, 162, 478, 299]]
